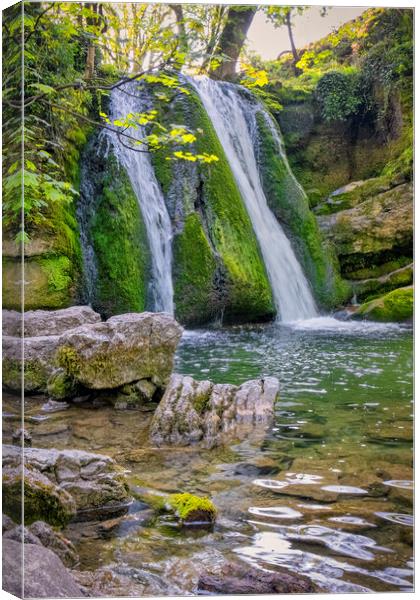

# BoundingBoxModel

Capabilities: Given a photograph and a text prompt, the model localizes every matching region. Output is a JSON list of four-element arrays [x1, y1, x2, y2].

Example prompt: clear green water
[[3, 318, 413, 595]]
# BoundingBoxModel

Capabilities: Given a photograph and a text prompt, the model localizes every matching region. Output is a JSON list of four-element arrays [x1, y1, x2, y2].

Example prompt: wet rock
[[2, 539, 84, 598], [2, 306, 102, 394], [12, 427, 32, 446], [3, 305, 101, 337], [28, 520, 78, 567], [3, 513, 16, 533], [3, 464, 76, 527], [234, 458, 280, 477], [3, 444, 131, 522], [135, 488, 216, 527], [198, 561, 316, 594], [3, 333, 61, 393], [151, 374, 278, 448], [318, 182, 413, 271], [56, 312, 182, 390]]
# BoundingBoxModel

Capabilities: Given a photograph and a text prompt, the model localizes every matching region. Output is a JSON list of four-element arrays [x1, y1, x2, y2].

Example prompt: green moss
[[172, 213, 218, 325], [167, 492, 217, 523], [356, 286, 413, 322], [47, 369, 78, 400], [2, 357, 49, 393], [90, 151, 151, 317], [255, 111, 351, 309], [191, 387, 211, 414], [3, 469, 75, 527], [56, 346, 80, 376]]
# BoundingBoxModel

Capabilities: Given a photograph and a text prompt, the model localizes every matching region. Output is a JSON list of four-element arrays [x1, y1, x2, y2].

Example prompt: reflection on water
[[3, 320, 413, 594]]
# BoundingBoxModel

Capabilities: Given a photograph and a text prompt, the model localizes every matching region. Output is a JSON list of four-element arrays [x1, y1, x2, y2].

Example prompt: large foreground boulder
[[56, 312, 182, 390], [2, 539, 84, 598], [150, 374, 279, 448], [2, 305, 102, 394], [2, 308, 182, 395], [3, 445, 131, 523]]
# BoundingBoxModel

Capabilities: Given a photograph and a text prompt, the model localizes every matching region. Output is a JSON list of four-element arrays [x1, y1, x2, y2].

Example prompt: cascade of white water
[[190, 77, 318, 322], [108, 83, 174, 314]]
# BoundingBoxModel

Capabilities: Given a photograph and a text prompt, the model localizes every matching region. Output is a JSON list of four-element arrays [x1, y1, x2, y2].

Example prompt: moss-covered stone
[[47, 369, 78, 400], [255, 111, 351, 308], [87, 149, 151, 317], [3, 356, 50, 394], [3, 466, 76, 527], [167, 493, 217, 524], [355, 286, 413, 322], [152, 87, 275, 325]]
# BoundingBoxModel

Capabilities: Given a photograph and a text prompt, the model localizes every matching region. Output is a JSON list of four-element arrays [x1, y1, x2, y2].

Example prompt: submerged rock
[[2, 539, 84, 598], [198, 561, 316, 594], [150, 373, 278, 448], [56, 312, 182, 390], [3, 445, 131, 522]]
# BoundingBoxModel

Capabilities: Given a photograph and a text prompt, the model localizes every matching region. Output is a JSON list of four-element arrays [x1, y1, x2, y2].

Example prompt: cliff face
[[267, 8, 413, 307]]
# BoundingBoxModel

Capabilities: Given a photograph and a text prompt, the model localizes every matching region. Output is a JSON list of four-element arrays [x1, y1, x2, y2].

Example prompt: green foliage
[[315, 70, 362, 122]]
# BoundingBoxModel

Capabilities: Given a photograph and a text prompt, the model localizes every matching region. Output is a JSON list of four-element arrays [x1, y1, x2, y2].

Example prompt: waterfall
[[107, 83, 174, 314], [190, 77, 318, 322]]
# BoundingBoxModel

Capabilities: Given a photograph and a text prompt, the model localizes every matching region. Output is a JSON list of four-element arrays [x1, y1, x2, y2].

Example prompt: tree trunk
[[285, 12, 301, 75], [84, 3, 98, 80], [169, 4, 188, 67], [210, 7, 257, 81]]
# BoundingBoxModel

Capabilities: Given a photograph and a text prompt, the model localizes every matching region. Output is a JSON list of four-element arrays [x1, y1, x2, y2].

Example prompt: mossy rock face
[[2, 466, 76, 527], [355, 286, 413, 322], [3, 123, 88, 311], [318, 181, 413, 278], [255, 110, 351, 309], [3, 254, 75, 311], [152, 87, 275, 325], [79, 142, 151, 317], [167, 493, 217, 524], [352, 262, 413, 303]]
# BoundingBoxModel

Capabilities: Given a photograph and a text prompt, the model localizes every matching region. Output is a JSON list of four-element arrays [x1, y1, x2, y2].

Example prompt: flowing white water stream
[[190, 77, 318, 322], [108, 84, 174, 314]]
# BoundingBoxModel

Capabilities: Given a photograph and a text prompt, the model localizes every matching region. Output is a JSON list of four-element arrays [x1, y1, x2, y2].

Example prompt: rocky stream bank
[[1, 305, 322, 597]]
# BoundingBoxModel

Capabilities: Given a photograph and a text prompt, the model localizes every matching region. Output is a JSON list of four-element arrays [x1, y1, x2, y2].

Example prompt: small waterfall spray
[[107, 83, 174, 314], [190, 77, 318, 322]]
